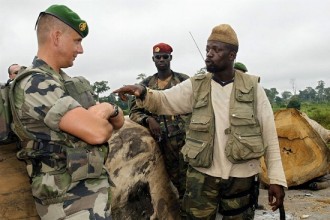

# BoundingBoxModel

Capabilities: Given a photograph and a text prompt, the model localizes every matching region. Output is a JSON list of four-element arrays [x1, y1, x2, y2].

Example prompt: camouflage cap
[[208, 24, 238, 47], [234, 62, 248, 72], [39, 4, 88, 38]]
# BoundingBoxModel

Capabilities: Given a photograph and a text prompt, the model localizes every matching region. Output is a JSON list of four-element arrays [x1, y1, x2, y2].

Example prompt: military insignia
[[154, 47, 160, 52], [79, 22, 87, 31]]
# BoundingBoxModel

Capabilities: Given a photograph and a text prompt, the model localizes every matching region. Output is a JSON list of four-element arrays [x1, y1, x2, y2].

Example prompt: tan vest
[[181, 71, 266, 167]]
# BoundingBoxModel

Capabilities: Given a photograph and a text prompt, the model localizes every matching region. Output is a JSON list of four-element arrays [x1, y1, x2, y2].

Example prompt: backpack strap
[[9, 67, 49, 142]]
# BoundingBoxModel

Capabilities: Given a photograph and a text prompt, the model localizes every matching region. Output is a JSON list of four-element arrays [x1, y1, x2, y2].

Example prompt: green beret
[[234, 62, 248, 72], [40, 5, 88, 38]]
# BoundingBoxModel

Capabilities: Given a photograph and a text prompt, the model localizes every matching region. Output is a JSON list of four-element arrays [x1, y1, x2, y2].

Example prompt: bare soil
[[256, 183, 330, 220]]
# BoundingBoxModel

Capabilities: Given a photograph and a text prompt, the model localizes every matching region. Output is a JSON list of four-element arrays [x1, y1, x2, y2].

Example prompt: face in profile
[[57, 28, 84, 68]]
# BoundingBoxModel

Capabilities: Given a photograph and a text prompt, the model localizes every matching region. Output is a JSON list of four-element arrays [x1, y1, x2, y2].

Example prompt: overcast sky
[[1, 0, 329, 96]]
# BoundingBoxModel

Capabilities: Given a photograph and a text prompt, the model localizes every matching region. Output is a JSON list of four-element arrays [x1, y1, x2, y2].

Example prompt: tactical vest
[[10, 67, 107, 182], [181, 71, 266, 167]]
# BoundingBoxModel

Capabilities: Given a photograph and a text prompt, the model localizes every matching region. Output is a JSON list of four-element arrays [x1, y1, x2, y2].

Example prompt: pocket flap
[[189, 115, 211, 131], [235, 87, 253, 102], [184, 138, 206, 159]]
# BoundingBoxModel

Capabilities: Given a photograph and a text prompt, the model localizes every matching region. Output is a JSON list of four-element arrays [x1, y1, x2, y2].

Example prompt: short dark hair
[[8, 63, 19, 75]]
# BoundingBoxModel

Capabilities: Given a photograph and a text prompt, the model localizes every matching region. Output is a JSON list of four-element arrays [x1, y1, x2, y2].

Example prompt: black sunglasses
[[154, 54, 170, 60]]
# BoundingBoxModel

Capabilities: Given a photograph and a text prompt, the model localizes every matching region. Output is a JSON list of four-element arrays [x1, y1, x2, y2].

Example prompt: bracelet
[[110, 104, 119, 118]]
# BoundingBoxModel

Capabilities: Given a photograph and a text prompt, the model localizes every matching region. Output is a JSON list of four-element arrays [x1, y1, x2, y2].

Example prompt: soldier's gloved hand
[[147, 117, 161, 140]]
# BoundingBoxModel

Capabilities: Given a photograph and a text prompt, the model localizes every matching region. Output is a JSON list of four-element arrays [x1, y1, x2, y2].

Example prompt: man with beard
[[129, 43, 189, 208], [114, 24, 287, 219]]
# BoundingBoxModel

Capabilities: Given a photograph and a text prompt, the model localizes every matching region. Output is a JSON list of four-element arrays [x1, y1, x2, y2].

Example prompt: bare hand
[[113, 85, 145, 101], [147, 117, 161, 139], [88, 102, 113, 120], [268, 184, 285, 211]]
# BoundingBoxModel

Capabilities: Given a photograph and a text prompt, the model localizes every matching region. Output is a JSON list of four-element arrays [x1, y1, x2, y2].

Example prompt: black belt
[[32, 141, 65, 168], [32, 141, 64, 154]]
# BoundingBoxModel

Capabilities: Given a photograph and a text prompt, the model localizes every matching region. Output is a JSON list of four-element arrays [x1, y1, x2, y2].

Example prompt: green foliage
[[136, 73, 146, 81], [273, 102, 330, 130], [302, 103, 330, 129], [92, 81, 110, 101], [286, 96, 301, 110]]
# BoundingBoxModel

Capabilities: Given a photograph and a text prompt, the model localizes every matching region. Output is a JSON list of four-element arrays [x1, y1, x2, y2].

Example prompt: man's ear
[[229, 51, 236, 61], [152, 56, 155, 62], [169, 55, 173, 61], [51, 30, 62, 46]]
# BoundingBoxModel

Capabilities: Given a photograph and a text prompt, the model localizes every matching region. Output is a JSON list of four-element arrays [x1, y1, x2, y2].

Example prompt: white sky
[[1, 0, 329, 96]]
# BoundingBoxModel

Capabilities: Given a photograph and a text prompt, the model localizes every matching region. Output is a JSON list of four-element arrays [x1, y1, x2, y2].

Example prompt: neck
[[212, 69, 235, 81], [37, 47, 60, 73], [157, 69, 172, 80], [212, 69, 235, 86]]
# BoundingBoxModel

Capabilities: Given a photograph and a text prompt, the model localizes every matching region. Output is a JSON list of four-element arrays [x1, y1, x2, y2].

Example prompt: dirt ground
[[255, 181, 330, 220]]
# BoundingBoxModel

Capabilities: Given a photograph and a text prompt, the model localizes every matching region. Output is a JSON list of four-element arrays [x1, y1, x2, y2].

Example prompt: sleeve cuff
[[44, 96, 81, 131]]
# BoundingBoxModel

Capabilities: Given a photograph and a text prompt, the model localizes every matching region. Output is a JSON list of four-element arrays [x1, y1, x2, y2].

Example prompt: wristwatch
[[110, 104, 119, 118]]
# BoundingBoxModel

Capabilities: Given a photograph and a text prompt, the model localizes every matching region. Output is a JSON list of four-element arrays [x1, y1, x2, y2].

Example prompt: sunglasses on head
[[154, 54, 170, 60]]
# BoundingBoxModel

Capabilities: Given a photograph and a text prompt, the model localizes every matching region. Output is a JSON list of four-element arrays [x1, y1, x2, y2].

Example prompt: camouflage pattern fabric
[[182, 166, 257, 220], [158, 131, 187, 199], [13, 58, 111, 219], [33, 169, 111, 219], [130, 71, 189, 200]]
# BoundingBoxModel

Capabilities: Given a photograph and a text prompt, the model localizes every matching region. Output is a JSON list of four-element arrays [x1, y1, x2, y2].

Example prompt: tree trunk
[[261, 108, 330, 187]]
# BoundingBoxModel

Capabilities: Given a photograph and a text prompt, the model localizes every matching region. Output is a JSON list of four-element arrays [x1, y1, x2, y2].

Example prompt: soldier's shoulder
[[173, 72, 190, 81], [140, 75, 156, 86]]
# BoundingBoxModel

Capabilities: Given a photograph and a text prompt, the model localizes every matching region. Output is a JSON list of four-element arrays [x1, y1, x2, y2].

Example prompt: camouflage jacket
[[13, 58, 92, 153], [129, 71, 189, 138]]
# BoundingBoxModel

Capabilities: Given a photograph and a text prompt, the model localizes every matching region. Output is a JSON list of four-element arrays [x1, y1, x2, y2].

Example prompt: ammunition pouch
[[64, 76, 96, 109], [66, 146, 106, 182]]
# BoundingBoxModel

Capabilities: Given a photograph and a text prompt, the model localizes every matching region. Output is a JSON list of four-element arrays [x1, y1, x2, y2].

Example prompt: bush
[[287, 99, 301, 110]]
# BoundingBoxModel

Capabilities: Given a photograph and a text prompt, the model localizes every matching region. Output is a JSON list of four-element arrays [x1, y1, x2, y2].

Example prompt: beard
[[206, 63, 223, 73]]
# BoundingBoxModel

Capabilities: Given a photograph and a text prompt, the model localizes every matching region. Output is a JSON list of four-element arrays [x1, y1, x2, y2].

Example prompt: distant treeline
[[92, 79, 330, 124], [264, 80, 329, 107]]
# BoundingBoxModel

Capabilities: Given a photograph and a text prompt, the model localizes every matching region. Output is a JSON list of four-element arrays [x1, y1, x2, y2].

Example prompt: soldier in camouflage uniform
[[11, 5, 124, 220], [130, 43, 189, 201]]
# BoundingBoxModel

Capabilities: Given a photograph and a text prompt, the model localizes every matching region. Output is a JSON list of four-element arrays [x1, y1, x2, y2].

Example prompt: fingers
[[113, 85, 137, 101], [118, 93, 128, 101], [268, 184, 285, 211]]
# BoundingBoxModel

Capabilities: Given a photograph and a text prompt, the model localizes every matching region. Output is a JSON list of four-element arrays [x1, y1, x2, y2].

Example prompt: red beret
[[153, 43, 173, 54]]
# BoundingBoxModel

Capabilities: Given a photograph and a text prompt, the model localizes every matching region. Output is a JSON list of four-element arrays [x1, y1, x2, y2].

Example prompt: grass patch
[[273, 103, 330, 130]]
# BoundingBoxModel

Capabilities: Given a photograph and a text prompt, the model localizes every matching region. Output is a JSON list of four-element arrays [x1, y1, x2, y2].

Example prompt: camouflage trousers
[[182, 166, 258, 220], [32, 168, 111, 220], [158, 133, 188, 200]]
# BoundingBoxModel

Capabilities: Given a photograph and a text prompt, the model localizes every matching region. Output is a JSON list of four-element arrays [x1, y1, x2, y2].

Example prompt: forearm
[[136, 80, 193, 115], [129, 97, 149, 125]]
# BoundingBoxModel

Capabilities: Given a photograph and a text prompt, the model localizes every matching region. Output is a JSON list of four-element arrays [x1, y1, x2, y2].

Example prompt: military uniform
[[11, 5, 111, 220], [130, 71, 189, 199]]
